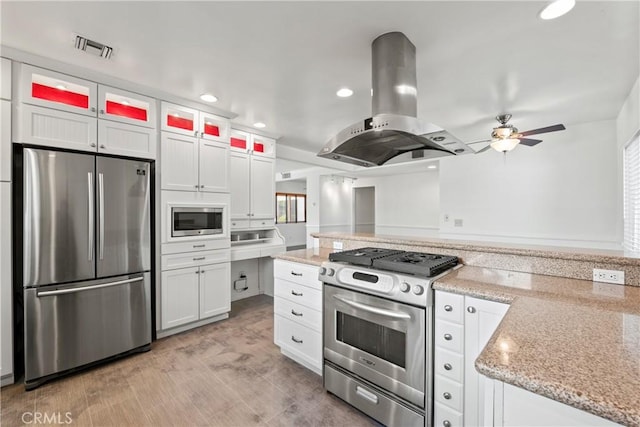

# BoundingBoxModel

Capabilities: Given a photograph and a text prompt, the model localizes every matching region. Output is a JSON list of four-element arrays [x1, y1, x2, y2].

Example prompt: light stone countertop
[[273, 249, 640, 426], [434, 266, 640, 427]]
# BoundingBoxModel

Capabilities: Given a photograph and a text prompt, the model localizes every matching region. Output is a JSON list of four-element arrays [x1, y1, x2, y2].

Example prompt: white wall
[[617, 76, 640, 148], [354, 186, 375, 233], [275, 180, 307, 248], [354, 170, 440, 237], [319, 175, 354, 234], [439, 119, 621, 249]]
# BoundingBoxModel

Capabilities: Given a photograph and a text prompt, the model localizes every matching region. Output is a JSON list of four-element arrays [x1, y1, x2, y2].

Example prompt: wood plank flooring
[[0, 295, 378, 426]]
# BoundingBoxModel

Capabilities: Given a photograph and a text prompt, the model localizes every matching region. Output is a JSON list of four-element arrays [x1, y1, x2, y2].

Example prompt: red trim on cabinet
[[167, 115, 194, 131], [203, 123, 220, 137], [106, 101, 148, 121], [230, 137, 247, 150], [253, 142, 264, 153], [32, 83, 89, 109]]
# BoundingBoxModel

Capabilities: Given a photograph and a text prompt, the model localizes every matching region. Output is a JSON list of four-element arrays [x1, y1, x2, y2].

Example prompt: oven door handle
[[332, 295, 411, 320]]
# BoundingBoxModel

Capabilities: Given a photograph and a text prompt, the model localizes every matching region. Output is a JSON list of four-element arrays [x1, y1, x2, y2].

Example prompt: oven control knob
[[412, 285, 425, 295], [319, 267, 327, 275], [327, 268, 336, 277], [399, 282, 411, 293]]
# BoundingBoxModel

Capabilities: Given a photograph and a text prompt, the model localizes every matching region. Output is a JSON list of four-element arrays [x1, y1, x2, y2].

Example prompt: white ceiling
[[1, 1, 638, 169]]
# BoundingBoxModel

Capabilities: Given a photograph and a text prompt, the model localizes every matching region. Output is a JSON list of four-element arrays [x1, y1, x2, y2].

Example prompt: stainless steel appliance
[[171, 206, 224, 237], [320, 248, 458, 427], [20, 147, 152, 389]]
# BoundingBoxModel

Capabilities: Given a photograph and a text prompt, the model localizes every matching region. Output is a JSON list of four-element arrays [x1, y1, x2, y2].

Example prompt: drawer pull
[[291, 336, 303, 344], [291, 290, 303, 297], [193, 244, 206, 248], [443, 421, 451, 427], [444, 363, 452, 371], [291, 309, 303, 317], [290, 271, 303, 276], [443, 392, 452, 400], [444, 304, 453, 312], [444, 333, 453, 341], [193, 257, 206, 261], [355, 385, 379, 405]]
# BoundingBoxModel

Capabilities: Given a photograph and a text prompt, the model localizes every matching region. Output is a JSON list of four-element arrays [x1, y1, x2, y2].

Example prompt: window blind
[[624, 134, 640, 251]]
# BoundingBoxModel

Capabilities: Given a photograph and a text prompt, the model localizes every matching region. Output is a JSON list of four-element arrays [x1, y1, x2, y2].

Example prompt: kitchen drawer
[[434, 402, 463, 427], [274, 297, 322, 332], [434, 374, 464, 412], [162, 249, 230, 271], [250, 218, 275, 228], [161, 239, 229, 255], [435, 319, 464, 354], [435, 291, 464, 324], [274, 259, 321, 290], [274, 278, 322, 311], [230, 219, 250, 229], [434, 347, 464, 383], [274, 314, 321, 370]]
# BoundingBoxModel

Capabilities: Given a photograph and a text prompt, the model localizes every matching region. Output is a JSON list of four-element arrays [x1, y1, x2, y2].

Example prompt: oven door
[[172, 207, 223, 237], [324, 284, 426, 408]]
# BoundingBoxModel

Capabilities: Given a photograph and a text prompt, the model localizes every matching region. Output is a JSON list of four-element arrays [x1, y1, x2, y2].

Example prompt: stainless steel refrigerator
[[21, 147, 152, 389]]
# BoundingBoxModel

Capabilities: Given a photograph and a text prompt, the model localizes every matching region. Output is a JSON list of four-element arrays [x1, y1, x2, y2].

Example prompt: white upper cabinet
[[1, 58, 11, 100], [161, 102, 229, 142], [230, 129, 250, 153], [1, 100, 11, 182], [199, 139, 229, 193], [18, 63, 97, 116], [98, 120, 157, 159], [250, 134, 276, 158], [98, 85, 157, 129], [161, 133, 199, 192]]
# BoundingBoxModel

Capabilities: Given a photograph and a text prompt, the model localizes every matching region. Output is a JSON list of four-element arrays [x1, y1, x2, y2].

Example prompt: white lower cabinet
[[161, 250, 230, 331], [273, 259, 322, 375], [495, 382, 621, 427], [434, 290, 509, 427]]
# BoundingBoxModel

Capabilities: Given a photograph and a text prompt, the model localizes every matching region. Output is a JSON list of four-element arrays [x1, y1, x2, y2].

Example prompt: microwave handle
[[332, 295, 411, 320]]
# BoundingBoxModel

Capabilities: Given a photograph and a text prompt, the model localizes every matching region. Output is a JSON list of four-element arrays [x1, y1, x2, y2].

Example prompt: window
[[276, 193, 306, 224], [624, 134, 640, 251]]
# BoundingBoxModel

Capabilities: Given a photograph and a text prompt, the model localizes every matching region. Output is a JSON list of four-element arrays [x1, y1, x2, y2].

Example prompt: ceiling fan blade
[[518, 124, 566, 137], [475, 144, 493, 154], [518, 138, 543, 147]]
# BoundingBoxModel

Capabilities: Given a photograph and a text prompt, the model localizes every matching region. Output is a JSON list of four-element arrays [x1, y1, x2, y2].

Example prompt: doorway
[[353, 186, 375, 233]]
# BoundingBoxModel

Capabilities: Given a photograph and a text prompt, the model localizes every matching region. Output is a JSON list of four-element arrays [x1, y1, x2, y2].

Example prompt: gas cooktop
[[329, 247, 458, 277]]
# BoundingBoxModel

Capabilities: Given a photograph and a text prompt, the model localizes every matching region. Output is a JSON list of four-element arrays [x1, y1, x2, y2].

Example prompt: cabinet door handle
[[99, 109, 105, 114], [194, 185, 199, 188], [193, 257, 206, 261], [444, 363, 452, 371], [290, 271, 302, 277], [194, 130, 199, 137], [90, 143, 97, 147], [443, 421, 451, 427], [91, 107, 97, 113], [291, 336, 303, 344], [193, 244, 206, 248], [291, 309, 303, 317], [444, 304, 453, 312], [100, 144, 106, 149], [444, 333, 453, 341], [200, 132, 204, 138], [467, 306, 476, 313], [195, 271, 200, 274], [443, 392, 452, 400], [291, 290, 303, 297]]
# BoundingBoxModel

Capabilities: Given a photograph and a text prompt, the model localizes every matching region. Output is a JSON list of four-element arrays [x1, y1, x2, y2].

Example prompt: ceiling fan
[[475, 114, 566, 153]]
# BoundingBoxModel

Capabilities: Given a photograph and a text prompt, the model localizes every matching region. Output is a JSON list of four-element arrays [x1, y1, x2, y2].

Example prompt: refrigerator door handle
[[37, 277, 144, 297], [98, 172, 105, 260], [87, 172, 94, 262]]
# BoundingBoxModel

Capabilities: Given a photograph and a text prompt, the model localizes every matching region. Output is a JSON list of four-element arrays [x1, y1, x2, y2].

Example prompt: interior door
[[23, 148, 95, 286], [96, 156, 151, 277]]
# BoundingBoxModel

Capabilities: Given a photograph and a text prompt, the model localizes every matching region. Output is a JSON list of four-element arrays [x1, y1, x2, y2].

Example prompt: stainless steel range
[[320, 248, 458, 427]]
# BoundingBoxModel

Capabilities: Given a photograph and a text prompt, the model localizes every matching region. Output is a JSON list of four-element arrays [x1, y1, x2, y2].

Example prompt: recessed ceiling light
[[539, 0, 575, 20], [254, 122, 266, 128], [336, 88, 353, 98], [199, 93, 218, 103]]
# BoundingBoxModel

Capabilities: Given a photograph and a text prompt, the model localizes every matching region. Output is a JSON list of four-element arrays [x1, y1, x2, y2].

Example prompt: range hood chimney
[[318, 32, 472, 167]]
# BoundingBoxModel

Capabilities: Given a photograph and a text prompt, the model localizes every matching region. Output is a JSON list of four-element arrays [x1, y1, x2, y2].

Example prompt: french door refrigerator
[[20, 147, 151, 389]]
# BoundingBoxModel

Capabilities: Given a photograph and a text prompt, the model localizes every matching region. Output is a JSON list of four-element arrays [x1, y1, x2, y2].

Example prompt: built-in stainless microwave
[[171, 207, 224, 237]]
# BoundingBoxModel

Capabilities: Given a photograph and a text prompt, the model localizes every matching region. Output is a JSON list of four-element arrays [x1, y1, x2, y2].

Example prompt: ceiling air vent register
[[74, 35, 113, 59]]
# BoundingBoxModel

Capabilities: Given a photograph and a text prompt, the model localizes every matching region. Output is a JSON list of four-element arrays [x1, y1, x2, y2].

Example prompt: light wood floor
[[1, 295, 377, 426]]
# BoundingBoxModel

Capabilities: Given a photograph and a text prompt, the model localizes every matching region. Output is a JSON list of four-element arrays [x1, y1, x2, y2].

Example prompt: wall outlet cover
[[592, 268, 625, 285], [333, 241, 343, 251]]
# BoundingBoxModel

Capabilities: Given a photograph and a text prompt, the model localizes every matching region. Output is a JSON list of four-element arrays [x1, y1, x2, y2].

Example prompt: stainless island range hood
[[318, 32, 473, 167]]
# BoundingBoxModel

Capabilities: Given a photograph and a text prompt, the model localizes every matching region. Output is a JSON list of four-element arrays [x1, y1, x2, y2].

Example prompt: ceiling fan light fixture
[[490, 138, 520, 152], [539, 0, 576, 20]]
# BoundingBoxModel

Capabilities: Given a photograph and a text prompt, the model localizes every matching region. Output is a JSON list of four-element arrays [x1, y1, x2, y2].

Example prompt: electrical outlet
[[333, 241, 343, 251], [454, 219, 463, 227], [444, 214, 450, 222], [592, 268, 625, 285]]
